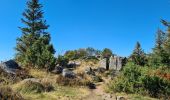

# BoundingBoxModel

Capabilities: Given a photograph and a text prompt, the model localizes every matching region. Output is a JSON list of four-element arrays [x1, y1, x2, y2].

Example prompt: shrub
[[0, 86, 23, 100], [56, 55, 69, 67], [143, 75, 170, 98], [56, 75, 91, 87], [40, 78, 54, 92], [17, 79, 45, 93], [107, 62, 170, 99]]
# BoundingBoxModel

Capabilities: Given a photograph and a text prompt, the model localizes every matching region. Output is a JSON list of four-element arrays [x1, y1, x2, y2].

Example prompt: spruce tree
[[161, 20, 170, 66], [150, 29, 167, 66], [130, 42, 146, 66], [15, 0, 56, 70]]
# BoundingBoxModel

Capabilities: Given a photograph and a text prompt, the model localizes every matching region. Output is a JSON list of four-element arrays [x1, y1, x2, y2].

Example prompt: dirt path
[[82, 78, 116, 100]]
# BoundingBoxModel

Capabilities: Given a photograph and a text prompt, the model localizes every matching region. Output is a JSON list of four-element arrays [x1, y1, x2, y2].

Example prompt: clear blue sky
[[0, 0, 170, 61]]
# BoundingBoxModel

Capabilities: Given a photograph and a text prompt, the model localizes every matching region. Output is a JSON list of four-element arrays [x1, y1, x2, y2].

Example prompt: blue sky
[[0, 0, 170, 61]]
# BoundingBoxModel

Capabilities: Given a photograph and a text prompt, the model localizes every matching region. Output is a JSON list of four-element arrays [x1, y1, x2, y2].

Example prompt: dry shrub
[[16, 79, 45, 93], [0, 86, 23, 100], [40, 78, 54, 92], [15, 78, 54, 94], [0, 68, 31, 84], [56, 75, 91, 86]]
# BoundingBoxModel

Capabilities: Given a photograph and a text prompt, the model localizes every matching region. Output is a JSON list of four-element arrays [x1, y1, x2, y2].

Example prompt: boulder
[[87, 83, 96, 89], [62, 69, 76, 78], [96, 67, 106, 73], [52, 66, 63, 74], [99, 58, 107, 69], [0, 60, 21, 74], [109, 56, 123, 71], [67, 61, 81, 68]]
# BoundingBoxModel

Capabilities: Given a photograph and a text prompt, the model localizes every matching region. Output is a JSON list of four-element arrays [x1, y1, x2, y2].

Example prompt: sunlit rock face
[[99, 58, 107, 69], [99, 56, 123, 71], [109, 56, 123, 71]]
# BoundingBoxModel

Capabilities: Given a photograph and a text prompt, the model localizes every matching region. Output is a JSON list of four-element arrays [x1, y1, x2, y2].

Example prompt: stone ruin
[[99, 55, 123, 71]]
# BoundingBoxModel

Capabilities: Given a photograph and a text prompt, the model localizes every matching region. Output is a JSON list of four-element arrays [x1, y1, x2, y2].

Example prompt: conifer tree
[[130, 42, 146, 66], [161, 20, 170, 66], [15, 0, 56, 70], [150, 29, 167, 66]]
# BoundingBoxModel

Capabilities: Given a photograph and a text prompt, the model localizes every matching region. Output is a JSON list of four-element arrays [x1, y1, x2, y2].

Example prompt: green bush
[[107, 62, 170, 99], [56, 55, 69, 67], [107, 63, 144, 93], [143, 75, 170, 98]]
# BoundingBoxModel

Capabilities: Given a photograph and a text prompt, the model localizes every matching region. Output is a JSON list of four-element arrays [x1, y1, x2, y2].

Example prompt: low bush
[[107, 62, 170, 99], [56, 75, 91, 87], [0, 86, 23, 100], [143, 75, 170, 98], [17, 80, 45, 93], [40, 78, 54, 92]]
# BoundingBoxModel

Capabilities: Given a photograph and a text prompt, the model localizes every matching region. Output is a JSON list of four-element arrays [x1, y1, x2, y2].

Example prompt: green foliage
[[149, 20, 170, 67], [143, 75, 170, 98], [15, 0, 56, 69], [102, 48, 113, 58], [64, 47, 102, 60], [108, 62, 145, 93], [56, 55, 69, 67], [149, 29, 168, 67], [107, 62, 170, 99], [64, 50, 77, 60], [129, 42, 147, 66]]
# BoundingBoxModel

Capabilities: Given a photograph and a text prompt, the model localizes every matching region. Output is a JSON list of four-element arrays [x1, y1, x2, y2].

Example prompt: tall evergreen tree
[[15, 0, 56, 70], [150, 29, 167, 66], [130, 42, 146, 66], [161, 20, 170, 66]]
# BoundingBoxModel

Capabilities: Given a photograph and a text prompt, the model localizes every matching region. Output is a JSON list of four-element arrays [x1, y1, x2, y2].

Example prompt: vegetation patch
[[13, 78, 54, 94], [106, 62, 170, 99], [0, 86, 23, 100], [56, 75, 91, 87]]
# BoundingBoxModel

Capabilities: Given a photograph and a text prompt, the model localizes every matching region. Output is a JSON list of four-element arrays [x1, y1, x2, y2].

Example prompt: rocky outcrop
[[52, 66, 63, 74], [109, 56, 123, 71], [99, 58, 107, 69], [0, 60, 21, 74], [62, 69, 76, 78], [99, 56, 123, 71]]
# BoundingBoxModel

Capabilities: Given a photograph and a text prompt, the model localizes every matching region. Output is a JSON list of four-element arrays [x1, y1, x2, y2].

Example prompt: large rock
[[52, 66, 63, 74], [99, 58, 107, 69], [62, 69, 76, 78], [109, 56, 123, 71], [0, 60, 21, 74], [67, 61, 81, 68]]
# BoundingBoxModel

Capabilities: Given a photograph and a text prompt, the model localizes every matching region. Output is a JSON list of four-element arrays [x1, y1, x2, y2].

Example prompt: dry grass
[[74, 59, 99, 74], [29, 68, 55, 79], [13, 83, 89, 100], [0, 86, 23, 100]]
